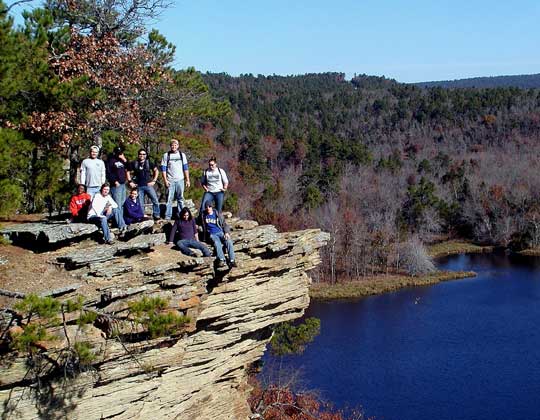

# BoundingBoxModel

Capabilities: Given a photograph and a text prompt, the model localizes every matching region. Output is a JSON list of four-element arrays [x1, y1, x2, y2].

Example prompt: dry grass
[[427, 240, 493, 259], [518, 248, 540, 256], [309, 270, 477, 300]]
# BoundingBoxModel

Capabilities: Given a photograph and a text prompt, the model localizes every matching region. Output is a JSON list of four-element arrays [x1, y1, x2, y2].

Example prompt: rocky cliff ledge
[[0, 217, 328, 419]]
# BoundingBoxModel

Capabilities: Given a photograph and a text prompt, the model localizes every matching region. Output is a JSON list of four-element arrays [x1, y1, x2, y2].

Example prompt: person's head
[[179, 207, 192, 220], [129, 188, 138, 200], [90, 145, 100, 159], [113, 146, 124, 157], [208, 157, 217, 170], [100, 183, 110, 196], [170, 139, 179, 152], [204, 202, 214, 214], [76, 184, 86, 195], [137, 149, 147, 161]]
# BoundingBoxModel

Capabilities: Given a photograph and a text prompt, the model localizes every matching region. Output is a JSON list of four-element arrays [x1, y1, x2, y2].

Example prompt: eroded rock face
[[0, 219, 328, 420]]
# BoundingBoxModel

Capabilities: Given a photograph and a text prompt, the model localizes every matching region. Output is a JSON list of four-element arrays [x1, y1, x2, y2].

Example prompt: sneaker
[[217, 259, 227, 268], [229, 260, 238, 268], [105, 239, 115, 245], [153, 215, 161, 221]]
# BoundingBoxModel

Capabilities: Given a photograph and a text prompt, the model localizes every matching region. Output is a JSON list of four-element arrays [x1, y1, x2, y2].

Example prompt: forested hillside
[[414, 73, 540, 89], [202, 72, 540, 280]]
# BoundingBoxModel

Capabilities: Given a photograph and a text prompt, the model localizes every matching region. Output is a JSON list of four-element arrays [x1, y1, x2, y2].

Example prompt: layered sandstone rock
[[0, 219, 328, 419]]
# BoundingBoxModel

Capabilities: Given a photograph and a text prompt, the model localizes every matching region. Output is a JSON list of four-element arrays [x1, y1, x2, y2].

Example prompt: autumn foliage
[[248, 377, 369, 420]]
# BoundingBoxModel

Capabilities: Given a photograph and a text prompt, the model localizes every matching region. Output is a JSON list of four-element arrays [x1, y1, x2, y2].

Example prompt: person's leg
[[146, 185, 160, 218], [176, 180, 185, 215], [90, 215, 110, 242], [87, 186, 100, 198], [176, 239, 195, 256], [188, 239, 212, 257], [165, 181, 174, 220], [199, 191, 213, 214], [137, 186, 146, 213], [215, 191, 225, 214], [112, 207, 126, 230], [225, 237, 235, 262], [210, 233, 225, 261]]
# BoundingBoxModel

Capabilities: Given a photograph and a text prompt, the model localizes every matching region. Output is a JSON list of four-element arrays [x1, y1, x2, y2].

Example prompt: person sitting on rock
[[123, 188, 146, 225], [87, 183, 126, 244], [201, 203, 236, 268], [166, 207, 211, 257], [69, 184, 91, 223]]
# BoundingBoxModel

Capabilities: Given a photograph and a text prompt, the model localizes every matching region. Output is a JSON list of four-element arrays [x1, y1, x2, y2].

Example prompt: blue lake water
[[261, 253, 540, 420]]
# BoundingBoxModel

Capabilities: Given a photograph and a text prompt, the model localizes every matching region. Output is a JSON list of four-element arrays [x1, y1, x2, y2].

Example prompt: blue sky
[[153, 0, 540, 82]]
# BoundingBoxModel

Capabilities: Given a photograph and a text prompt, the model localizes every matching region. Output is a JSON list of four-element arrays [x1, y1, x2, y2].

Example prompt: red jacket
[[69, 193, 91, 217]]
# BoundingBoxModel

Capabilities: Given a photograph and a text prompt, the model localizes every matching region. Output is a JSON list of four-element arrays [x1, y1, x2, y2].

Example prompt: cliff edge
[[0, 217, 329, 419]]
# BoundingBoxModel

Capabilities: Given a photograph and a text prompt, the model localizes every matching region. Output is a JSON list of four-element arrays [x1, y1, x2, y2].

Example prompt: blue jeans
[[111, 183, 126, 225], [210, 232, 235, 262], [176, 238, 211, 257], [200, 191, 225, 214], [89, 213, 113, 242], [87, 186, 100, 199], [138, 185, 160, 218], [166, 179, 185, 220]]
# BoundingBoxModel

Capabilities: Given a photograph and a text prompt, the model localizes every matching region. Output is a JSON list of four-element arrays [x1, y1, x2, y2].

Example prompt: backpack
[[166, 150, 185, 171]]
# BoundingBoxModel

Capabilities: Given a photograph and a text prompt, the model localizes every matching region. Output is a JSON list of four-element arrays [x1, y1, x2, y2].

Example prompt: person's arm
[[149, 164, 159, 186], [80, 162, 86, 185], [69, 196, 78, 217], [126, 162, 136, 187], [183, 154, 190, 188], [160, 153, 170, 187], [108, 196, 118, 209], [100, 160, 106, 185], [221, 169, 229, 191]]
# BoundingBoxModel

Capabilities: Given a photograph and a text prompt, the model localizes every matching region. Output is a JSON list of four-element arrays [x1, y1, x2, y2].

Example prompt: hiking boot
[[217, 259, 227, 268], [229, 260, 238, 268]]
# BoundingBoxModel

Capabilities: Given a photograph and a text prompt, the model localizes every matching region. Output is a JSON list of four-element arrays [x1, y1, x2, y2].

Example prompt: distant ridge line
[[412, 73, 540, 89]]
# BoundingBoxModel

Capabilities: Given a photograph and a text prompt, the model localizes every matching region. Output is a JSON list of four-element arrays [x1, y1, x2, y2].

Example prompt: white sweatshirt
[[87, 193, 118, 219]]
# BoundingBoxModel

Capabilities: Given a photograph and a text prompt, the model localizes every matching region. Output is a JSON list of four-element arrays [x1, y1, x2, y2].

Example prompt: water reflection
[[262, 253, 540, 420]]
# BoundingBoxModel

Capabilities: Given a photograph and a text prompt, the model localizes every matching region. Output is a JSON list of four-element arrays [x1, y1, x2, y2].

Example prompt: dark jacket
[[106, 156, 127, 185], [123, 197, 144, 225], [168, 219, 197, 243], [130, 159, 156, 186]]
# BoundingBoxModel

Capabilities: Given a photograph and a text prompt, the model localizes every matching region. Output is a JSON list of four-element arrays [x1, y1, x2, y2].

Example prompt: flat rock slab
[[2, 222, 98, 248], [57, 234, 165, 269]]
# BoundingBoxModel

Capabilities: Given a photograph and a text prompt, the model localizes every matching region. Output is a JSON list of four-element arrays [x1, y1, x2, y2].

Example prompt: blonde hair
[[170, 139, 179, 145]]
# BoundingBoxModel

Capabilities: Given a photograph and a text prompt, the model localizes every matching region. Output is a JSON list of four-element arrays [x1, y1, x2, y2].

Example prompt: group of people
[[69, 140, 235, 268]]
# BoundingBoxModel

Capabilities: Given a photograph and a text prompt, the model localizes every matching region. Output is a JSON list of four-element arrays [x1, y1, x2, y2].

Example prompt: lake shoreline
[[309, 270, 477, 300]]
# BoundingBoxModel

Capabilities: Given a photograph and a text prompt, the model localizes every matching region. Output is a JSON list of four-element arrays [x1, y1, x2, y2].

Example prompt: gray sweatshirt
[[80, 158, 106, 187]]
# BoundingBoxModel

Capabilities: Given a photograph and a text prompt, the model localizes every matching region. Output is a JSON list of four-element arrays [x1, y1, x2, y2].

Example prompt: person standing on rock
[[80, 145, 106, 198], [166, 207, 211, 257], [106, 146, 128, 222], [201, 203, 236, 268], [161, 139, 190, 221], [87, 183, 126, 244], [126, 149, 161, 221], [68, 184, 91, 222], [200, 157, 229, 215]]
